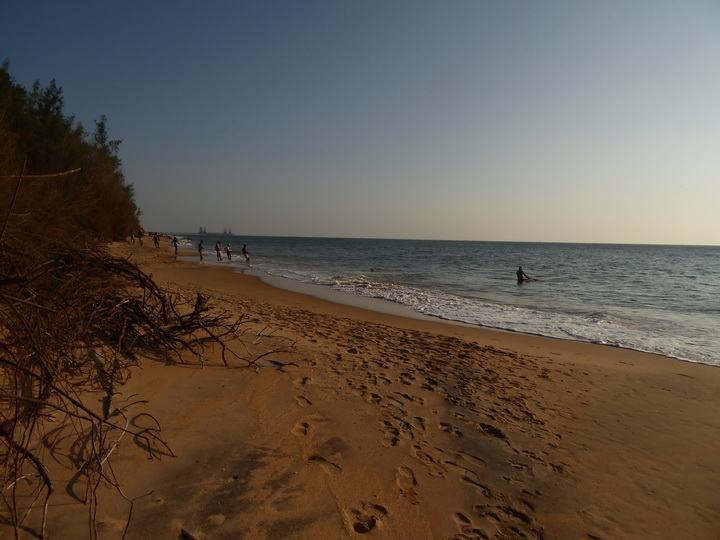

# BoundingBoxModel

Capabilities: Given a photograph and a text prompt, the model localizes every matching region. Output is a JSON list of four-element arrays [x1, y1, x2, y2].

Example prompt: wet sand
[[37, 242, 720, 539]]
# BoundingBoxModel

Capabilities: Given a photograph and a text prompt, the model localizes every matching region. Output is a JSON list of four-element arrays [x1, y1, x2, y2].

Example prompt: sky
[[2, 1, 720, 244]]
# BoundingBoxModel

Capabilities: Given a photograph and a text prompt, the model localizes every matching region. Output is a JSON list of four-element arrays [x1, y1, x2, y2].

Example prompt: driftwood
[[0, 239, 295, 539]]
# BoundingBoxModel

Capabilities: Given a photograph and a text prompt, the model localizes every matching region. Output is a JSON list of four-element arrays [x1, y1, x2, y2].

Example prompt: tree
[[0, 61, 141, 241]]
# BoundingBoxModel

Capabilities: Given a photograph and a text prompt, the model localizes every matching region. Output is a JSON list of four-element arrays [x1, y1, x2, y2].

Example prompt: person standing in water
[[516, 266, 530, 283], [225, 244, 232, 261], [242, 244, 250, 264], [172, 236, 179, 254], [198, 240, 204, 261]]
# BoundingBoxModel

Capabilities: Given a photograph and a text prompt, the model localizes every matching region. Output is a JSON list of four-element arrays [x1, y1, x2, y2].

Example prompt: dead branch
[[0, 238, 296, 537]]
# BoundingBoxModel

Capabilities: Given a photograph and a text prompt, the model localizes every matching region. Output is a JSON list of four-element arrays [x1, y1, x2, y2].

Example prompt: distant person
[[215, 241, 222, 262], [198, 240, 204, 261], [516, 266, 530, 283], [172, 236, 178, 254], [138, 231, 143, 246], [242, 244, 250, 263], [153, 232, 160, 248], [130, 230, 135, 244], [225, 243, 232, 261]]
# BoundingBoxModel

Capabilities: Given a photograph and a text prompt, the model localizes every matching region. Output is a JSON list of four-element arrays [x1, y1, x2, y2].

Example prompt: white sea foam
[[250, 270, 716, 366], [173, 235, 720, 367]]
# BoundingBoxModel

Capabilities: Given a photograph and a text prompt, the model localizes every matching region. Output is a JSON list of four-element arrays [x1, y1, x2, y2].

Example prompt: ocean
[[174, 235, 720, 367]]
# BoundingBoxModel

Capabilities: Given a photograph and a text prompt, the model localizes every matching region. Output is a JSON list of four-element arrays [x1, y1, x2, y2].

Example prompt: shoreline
[[193, 248, 715, 374], [165, 248, 648, 363], [182, 249, 705, 369], [38, 241, 720, 539], [169, 236, 720, 369]]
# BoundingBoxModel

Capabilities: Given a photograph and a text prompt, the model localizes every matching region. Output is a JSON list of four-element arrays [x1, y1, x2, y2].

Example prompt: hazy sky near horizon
[[3, 1, 719, 244]]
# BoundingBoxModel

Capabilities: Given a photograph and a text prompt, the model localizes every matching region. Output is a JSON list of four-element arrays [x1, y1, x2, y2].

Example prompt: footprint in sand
[[453, 512, 479, 533], [292, 421, 310, 436], [508, 459, 531, 471], [307, 455, 342, 476], [472, 503, 542, 539], [443, 460, 482, 482], [452, 512, 486, 537], [410, 416, 426, 432], [293, 376, 312, 387], [380, 417, 416, 447], [393, 392, 425, 406], [459, 475, 493, 498], [410, 444, 447, 478], [295, 395, 313, 407], [291, 413, 329, 438], [382, 426, 400, 448], [344, 502, 388, 534], [456, 449, 486, 465], [439, 421, 464, 437], [395, 466, 418, 492], [377, 375, 393, 385], [478, 422, 506, 440]]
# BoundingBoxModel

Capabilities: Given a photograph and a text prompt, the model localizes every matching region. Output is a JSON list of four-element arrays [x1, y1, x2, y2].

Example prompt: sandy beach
[[34, 242, 720, 540]]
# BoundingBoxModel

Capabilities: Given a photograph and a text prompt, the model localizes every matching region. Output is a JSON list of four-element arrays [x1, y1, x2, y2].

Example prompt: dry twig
[[0, 239, 295, 538]]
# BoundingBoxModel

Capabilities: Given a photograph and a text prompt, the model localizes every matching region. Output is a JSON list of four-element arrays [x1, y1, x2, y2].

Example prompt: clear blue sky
[[3, 1, 719, 244]]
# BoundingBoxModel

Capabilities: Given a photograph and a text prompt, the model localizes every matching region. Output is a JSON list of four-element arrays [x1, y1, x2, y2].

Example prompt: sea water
[[175, 235, 720, 367]]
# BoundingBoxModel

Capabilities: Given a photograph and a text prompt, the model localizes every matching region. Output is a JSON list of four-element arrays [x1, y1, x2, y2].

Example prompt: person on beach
[[242, 244, 250, 263], [517, 266, 530, 283], [198, 240, 204, 261], [215, 241, 222, 262], [130, 230, 135, 244], [172, 236, 178, 254], [225, 244, 232, 261]]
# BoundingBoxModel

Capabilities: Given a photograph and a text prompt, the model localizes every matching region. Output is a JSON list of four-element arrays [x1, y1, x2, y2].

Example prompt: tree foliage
[[0, 60, 140, 242]]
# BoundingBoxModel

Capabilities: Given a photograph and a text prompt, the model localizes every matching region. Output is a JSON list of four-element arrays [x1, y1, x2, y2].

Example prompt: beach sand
[[33, 243, 720, 539]]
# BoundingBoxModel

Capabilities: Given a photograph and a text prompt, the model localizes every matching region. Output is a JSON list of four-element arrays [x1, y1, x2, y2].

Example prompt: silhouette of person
[[172, 236, 178, 254], [198, 240, 204, 261], [517, 266, 530, 283], [215, 241, 222, 261], [242, 244, 250, 263], [225, 244, 232, 261]]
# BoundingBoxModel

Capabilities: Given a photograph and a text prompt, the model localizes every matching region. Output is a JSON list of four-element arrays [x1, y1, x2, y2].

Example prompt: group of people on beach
[[129, 230, 165, 249], [197, 240, 250, 264], [132, 231, 528, 282], [214, 241, 232, 261], [128, 232, 250, 264]]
